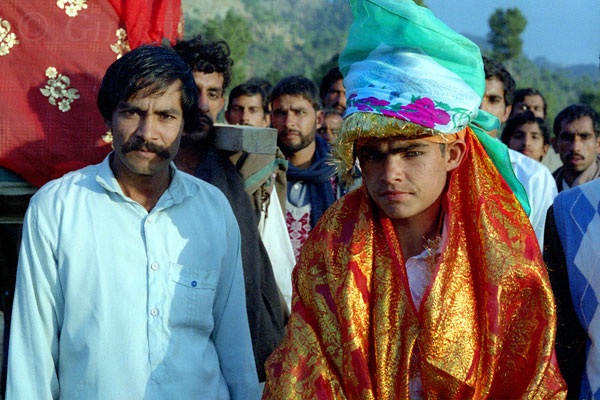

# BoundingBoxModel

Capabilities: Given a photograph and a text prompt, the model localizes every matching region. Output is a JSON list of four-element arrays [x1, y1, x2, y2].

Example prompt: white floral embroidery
[[56, 0, 88, 18], [0, 18, 19, 56], [40, 67, 80, 112], [110, 28, 131, 59]]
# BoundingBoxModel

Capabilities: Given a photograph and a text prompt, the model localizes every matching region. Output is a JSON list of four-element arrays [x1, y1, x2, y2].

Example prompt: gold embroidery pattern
[[0, 18, 19, 56], [110, 28, 131, 59], [56, 0, 88, 18], [40, 67, 80, 112]]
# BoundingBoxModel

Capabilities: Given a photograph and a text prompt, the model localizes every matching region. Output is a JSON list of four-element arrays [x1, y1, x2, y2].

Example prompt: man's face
[[323, 79, 346, 113], [186, 71, 224, 142], [507, 121, 549, 162], [271, 94, 319, 154], [109, 81, 184, 179], [317, 113, 343, 143], [225, 94, 268, 127], [481, 77, 511, 126], [511, 95, 545, 119], [359, 137, 455, 221], [554, 116, 600, 175]]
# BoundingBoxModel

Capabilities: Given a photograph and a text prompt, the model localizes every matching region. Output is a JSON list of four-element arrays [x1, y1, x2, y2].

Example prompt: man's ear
[[445, 139, 467, 172], [551, 137, 558, 153], [542, 143, 550, 158], [317, 110, 324, 126], [499, 104, 512, 124]]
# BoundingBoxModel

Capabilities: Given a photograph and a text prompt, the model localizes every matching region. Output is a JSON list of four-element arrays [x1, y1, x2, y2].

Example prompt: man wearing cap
[[263, 1, 566, 398]]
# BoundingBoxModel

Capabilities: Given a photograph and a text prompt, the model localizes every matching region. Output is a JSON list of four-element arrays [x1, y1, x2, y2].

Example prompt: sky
[[424, 0, 600, 67]]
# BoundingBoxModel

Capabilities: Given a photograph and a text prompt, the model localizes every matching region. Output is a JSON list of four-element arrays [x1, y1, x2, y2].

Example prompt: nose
[[570, 135, 583, 152], [198, 91, 210, 114], [380, 155, 403, 183], [135, 116, 154, 141], [284, 111, 298, 129], [241, 109, 250, 125], [338, 93, 346, 108]]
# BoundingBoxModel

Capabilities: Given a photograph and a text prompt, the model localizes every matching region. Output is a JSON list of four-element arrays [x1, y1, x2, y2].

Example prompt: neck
[[174, 141, 203, 174], [111, 157, 171, 213], [392, 198, 443, 259], [286, 140, 316, 168]]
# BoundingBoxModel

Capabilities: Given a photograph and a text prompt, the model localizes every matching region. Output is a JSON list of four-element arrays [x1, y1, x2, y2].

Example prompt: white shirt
[[7, 155, 259, 399], [508, 148, 558, 249]]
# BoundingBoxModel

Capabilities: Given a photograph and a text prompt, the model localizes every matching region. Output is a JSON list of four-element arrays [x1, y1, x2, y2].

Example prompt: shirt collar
[[95, 153, 199, 208]]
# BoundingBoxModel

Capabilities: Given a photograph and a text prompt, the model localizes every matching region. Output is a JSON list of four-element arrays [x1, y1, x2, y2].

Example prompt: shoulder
[[508, 149, 557, 199], [28, 164, 101, 210], [554, 179, 600, 216]]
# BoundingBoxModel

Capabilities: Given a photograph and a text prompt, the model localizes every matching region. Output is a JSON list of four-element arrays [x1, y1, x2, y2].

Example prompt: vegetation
[[183, 2, 599, 123]]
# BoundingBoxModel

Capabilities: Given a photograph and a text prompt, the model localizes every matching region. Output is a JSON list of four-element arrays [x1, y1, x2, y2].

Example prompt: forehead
[[125, 80, 183, 109], [231, 94, 263, 107], [324, 113, 343, 124], [272, 94, 314, 110], [484, 77, 505, 97], [522, 95, 544, 106], [359, 136, 435, 151], [192, 71, 224, 92], [561, 116, 594, 133], [329, 79, 345, 92], [516, 121, 541, 133]]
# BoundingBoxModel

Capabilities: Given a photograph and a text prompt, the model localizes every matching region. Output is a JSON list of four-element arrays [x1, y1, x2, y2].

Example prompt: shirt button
[[150, 263, 158, 271], [150, 308, 159, 317], [147, 217, 152, 223], [293, 183, 300, 190]]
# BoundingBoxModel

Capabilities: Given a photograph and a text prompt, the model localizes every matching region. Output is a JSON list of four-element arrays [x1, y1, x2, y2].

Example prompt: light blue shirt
[[7, 155, 259, 399]]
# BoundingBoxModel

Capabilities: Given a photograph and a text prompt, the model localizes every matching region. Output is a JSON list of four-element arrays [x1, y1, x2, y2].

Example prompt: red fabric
[[0, 1, 182, 187]]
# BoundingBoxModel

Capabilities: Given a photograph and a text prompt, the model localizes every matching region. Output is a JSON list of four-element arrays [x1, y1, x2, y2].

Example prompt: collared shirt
[[508, 148, 558, 249], [7, 155, 259, 399]]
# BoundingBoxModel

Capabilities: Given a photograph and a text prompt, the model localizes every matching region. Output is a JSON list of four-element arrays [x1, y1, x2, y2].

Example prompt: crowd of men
[[3, 0, 600, 399]]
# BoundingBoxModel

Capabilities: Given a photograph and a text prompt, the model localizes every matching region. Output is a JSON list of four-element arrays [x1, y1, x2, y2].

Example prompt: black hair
[[245, 77, 273, 98], [319, 67, 343, 100], [270, 75, 321, 111], [502, 111, 550, 145], [322, 107, 342, 117], [482, 56, 515, 106], [512, 88, 547, 117], [553, 103, 600, 138], [172, 35, 233, 91], [97, 45, 199, 134], [227, 82, 269, 114]]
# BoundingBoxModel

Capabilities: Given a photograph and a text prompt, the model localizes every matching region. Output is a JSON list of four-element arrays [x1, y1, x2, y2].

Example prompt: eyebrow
[[361, 143, 428, 154], [117, 103, 181, 116]]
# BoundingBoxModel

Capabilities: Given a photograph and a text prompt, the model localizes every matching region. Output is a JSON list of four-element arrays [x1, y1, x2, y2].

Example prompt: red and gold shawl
[[263, 128, 566, 399]]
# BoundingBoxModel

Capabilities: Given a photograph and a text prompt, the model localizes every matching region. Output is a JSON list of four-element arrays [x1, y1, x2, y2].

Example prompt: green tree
[[184, 11, 252, 89], [487, 8, 526, 63]]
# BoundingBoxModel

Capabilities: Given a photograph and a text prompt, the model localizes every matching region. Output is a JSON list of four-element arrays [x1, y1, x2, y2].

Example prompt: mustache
[[280, 129, 302, 136], [565, 152, 584, 159], [121, 139, 171, 159]]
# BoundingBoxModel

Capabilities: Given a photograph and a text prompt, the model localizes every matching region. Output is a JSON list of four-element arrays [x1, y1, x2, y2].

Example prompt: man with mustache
[[172, 36, 287, 383], [263, 0, 566, 397], [320, 67, 347, 114], [552, 104, 600, 192], [270, 76, 358, 260], [7, 45, 259, 399]]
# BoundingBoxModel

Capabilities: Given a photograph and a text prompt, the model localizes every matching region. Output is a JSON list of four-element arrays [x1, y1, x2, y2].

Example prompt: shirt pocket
[[169, 262, 218, 330]]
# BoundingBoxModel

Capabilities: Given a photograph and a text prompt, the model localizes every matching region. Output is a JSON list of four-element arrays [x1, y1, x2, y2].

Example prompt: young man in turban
[[262, 1, 566, 398]]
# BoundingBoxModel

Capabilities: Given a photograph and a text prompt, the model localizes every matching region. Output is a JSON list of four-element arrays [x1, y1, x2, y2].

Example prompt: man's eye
[[404, 151, 422, 158], [208, 93, 219, 100], [159, 113, 174, 120]]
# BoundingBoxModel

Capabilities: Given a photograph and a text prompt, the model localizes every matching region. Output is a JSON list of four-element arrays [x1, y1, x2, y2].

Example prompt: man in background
[[173, 36, 286, 382], [317, 107, 343, 143], [320, 67, 346, 114], [480, 56, 557, 248], [270, 76, 357, 260], [225, 82, 270, 128], [552, 103, 600, 192], [511, 88, 547, 119], [502, 110, 550, 162]]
